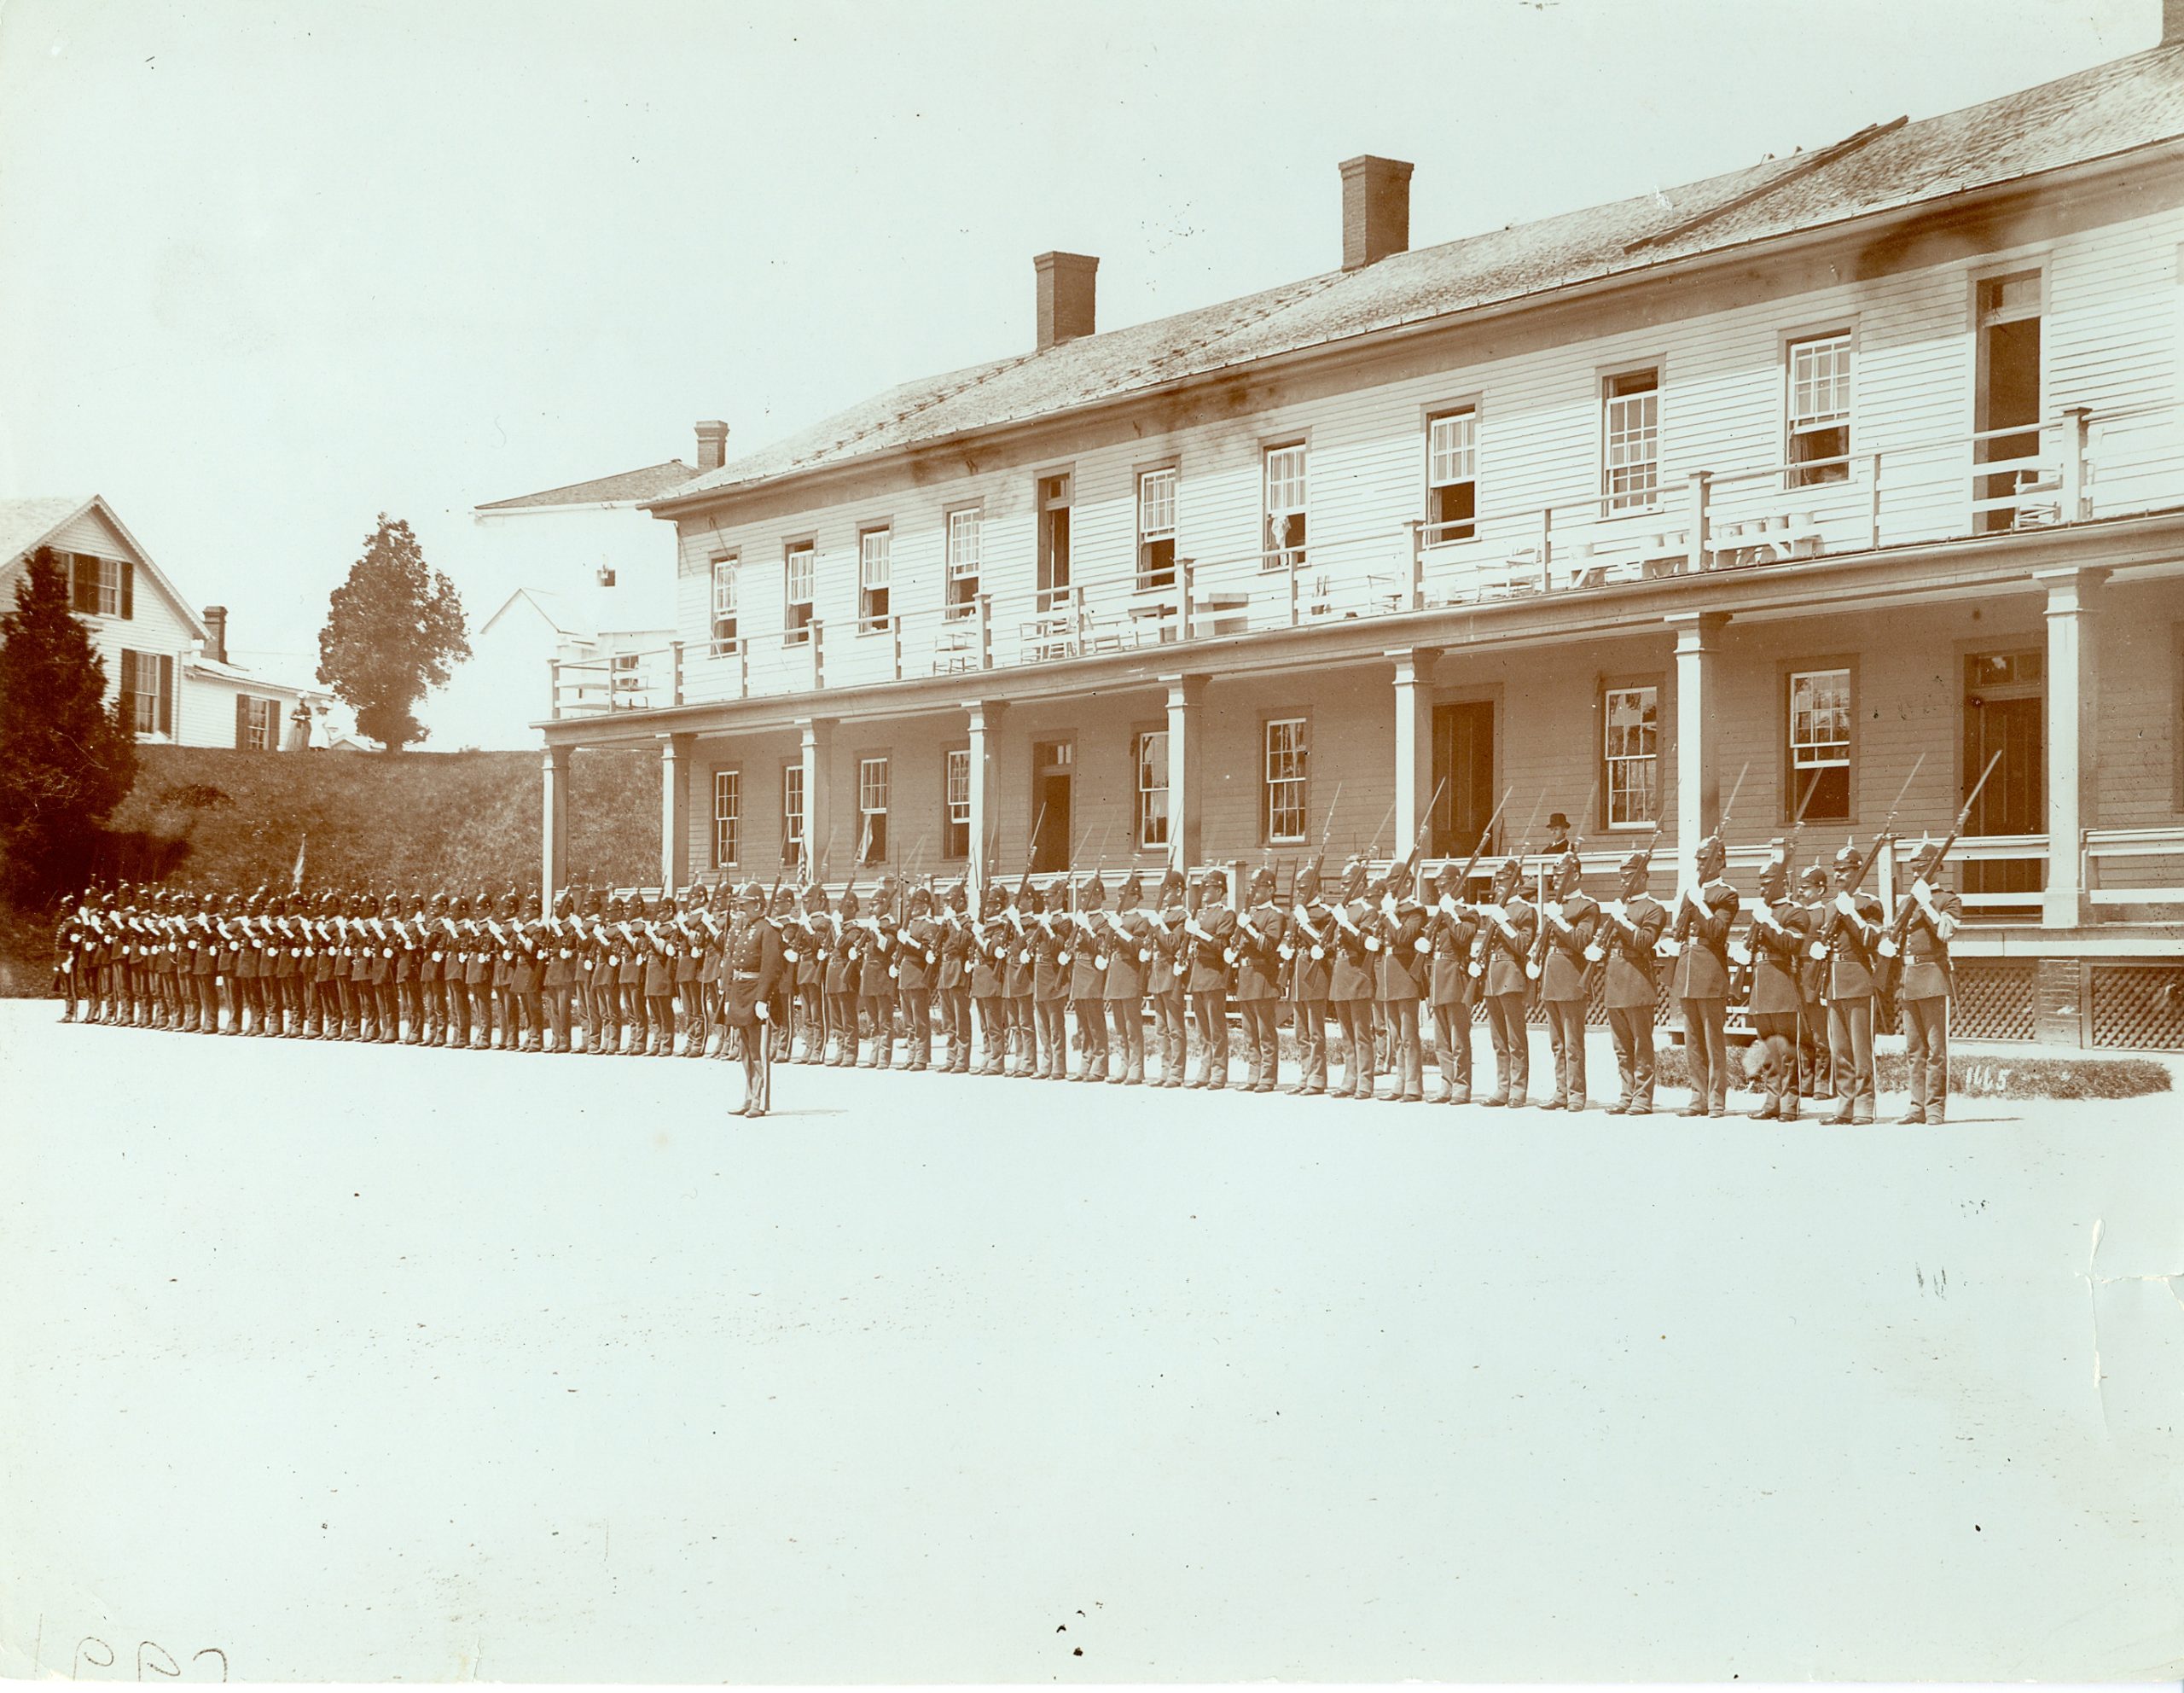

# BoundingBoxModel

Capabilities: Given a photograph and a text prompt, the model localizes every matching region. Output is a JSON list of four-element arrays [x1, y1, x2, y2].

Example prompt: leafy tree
[[317, 514, 471, 753], [0, 547, 139, 899]]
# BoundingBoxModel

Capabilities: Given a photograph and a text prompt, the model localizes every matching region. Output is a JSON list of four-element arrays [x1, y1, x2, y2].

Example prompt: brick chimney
[[202, 605, 227, 665], [1034, 252, 1099, 351], [1339, 155, 1414, 271], [2167, 0, 2184, 44], [694, 420, 729, 473]]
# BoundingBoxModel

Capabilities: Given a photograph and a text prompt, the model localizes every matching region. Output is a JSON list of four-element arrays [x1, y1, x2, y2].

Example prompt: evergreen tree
[[317, 514, 471, 753], [0, 547, 139, 898]]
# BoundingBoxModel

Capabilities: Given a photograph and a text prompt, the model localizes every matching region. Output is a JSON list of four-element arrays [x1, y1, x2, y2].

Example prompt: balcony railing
[[549, 404, 2182, 721]]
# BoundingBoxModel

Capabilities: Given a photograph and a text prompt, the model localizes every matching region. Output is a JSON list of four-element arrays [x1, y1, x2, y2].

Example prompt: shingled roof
[[479, 458, 700, 512], [653, 38, 2184, 510]]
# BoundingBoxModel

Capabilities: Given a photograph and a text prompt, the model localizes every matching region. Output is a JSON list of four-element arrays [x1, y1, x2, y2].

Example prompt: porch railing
[[548, 402, 2183, 721]]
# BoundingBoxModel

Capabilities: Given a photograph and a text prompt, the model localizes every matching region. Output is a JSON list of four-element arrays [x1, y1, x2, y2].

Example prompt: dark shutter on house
[[71, 555, 98, 614], [118, 649, 137, 731], [235, 693, 251, 749], [157, 655, 174, 736], [119, 559, 134, 620]]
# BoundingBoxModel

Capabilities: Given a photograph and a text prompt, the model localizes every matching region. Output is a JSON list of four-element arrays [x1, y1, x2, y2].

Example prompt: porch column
[[797, 717, 832, 876], [1668, 612, 1731, 879], [1163, 672, 1207, 870], [659, 731, 694, 891], [2038, 565, 2106, 928], [965, 699, 1005, 887], [541, 743, 569, 907], [1389, 647, 1442, 859]]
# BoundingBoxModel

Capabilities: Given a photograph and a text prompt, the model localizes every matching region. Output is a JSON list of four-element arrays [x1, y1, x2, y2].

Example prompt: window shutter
[[118, 649, 136, 724], [158, 655, 174, 735], [119, 559, 134, 620], [72, 555, 96, 614], [235, 693, 250, 749]]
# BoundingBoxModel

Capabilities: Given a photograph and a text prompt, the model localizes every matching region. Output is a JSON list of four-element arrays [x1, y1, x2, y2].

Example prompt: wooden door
[[1430, 701, 1496, 858], [1963, 650, 2044, 898]]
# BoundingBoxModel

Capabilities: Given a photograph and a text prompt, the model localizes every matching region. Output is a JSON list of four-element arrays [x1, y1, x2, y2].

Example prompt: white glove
[[1413, 936, 1430, 954], [1546, 901, 1565, 924], [1834, 893, 1856, 917], [1912, 877, 1932, 901], [755, 1000, 770, 1021], [1583, 943, 1605, 962], [1936, 914, 1959, 940], [1807, 940, 1829, 960]]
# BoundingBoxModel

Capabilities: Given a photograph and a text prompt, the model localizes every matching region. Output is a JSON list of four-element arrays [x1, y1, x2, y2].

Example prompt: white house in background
[[0, 494, 333, 749], [438, 454, 693, 748]]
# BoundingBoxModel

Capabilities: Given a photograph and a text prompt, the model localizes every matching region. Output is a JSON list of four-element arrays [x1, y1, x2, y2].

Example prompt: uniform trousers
[[1827, 996, 1877, 1120], [1332, 998, 1373, 1097], [972, 995, 1005, 1072], [1606, 1003, 1655, 1111], [1153, 990, 1188, 1084], [901, 988, 933, 1068], [1483, 992, 1529, 1103], [862, 994, 898, 1067], [1106, 998, 1145, 1084], [1188, 991, 1228, 1086], [1071, 998, 1107, 1079], [1380, 998, 1422, 1099], [1902, 993, 1950, 1119], [1431, 1002, 1472, 1100], [1291, 998, 1328, 1092], [940, 987, 971, 1069], [1033, 998, 1067, 1077], [1236, 998, 1279, 1089], [1681, 996, 1729, 1114], [1542, 997, 1589, 1106]]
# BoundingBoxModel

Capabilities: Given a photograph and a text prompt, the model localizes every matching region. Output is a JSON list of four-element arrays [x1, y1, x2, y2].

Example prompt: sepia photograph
[[3, 0, 2182, 1681]]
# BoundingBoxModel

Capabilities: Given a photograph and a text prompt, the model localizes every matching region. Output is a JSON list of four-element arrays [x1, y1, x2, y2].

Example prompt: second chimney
[[1034, 252, 1099, 352], [2168, 0, 2184, 45], [202, 605, 228, 665], [694, 419, 730, 473], [1340, 155, 1414, 271]]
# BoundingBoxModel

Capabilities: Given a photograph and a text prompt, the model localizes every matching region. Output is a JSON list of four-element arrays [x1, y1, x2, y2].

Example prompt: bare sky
[[0, 0, 2152, 694]]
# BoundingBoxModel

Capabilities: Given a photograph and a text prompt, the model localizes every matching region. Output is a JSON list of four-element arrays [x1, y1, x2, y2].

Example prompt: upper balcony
[[548, 403, 2183, 723]]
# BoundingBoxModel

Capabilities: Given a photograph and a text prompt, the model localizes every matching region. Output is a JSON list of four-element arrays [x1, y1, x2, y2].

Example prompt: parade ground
[[3, 1000, 2181, 1682]]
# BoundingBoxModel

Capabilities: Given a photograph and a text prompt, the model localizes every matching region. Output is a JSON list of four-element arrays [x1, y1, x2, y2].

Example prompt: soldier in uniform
[[1794, 864, 1833, 1102], [1233, 867, 1287, 1093], [1326, 858, 1378, 1099], [1885, 835, 1964, 1125], [787, 885, 826, 1062], [54, 899, 87, 1022], [723, 881, 786, 1117], [539, 889, 578, 1052], [1742, 841, 1815, 1120], [1668, 830, 1740, 1118], [1374, 861, 1429, 1102], [1182, 866, 1235, 1090], [1425, 862, 1481, 1104], [859, 879, 903, 1069], [823, 887, 863, 1065], [1284, 864, 1333, 1096], [1065, 874, 1110, 1082], [1147, 871, 1191, 1087], [1029, 880, 1071, 1080], [233, 890, 266, 1035], [1101, 871, 1150, 1085], [1535, 848, 1600, 1111], [1472, 858, 1535, 1107], [935, 881, 973, 1073], [1000, 879, 1037, 1077], [968, 887, 1008, 1075], [900, 884, 940, 1072], [189, 893, 222, 1034], [1815, 841, 1885, 1124]]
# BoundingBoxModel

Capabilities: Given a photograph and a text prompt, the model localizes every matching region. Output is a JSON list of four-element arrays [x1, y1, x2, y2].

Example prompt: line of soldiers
[[52, 823, 1962, 1123]]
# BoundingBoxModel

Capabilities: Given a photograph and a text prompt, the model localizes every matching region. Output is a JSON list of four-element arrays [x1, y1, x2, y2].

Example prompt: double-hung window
[[713, 770, 741, 868], [1788, 668, 1852, 820], [1788, 335, 1851, 488], [781, 764, 804, 865], [1426, 410, 1478, 542], [944, 748, 972, 860], [1137, 468, 1177, 589], [784, 542, 816, 644], [857, 756, 890, 863], [710, 556, 740, 654], [70, 555, 131, 618], [1263, 445, 1307, 571], [1604, 369, 1660, 512], [1136, 729, 1169, 850], [858, 528, 892, 632], [1263, 718, 1308, 843], [945, 507, 980, 620], [246, 696, 277, 750], [1604, 685, 1659, 826]]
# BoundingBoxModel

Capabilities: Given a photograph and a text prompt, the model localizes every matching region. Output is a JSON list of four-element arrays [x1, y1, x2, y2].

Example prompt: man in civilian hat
[[723, 881, 786, 1117]]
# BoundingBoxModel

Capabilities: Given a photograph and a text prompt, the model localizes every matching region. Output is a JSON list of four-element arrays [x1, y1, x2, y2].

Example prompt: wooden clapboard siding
[[667, 202, 2184, 695]]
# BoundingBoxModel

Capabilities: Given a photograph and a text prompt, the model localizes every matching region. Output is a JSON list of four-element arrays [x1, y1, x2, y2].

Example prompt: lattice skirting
[[2089, 963, 2184, 1050], [1949, 960, 2039, 1043]]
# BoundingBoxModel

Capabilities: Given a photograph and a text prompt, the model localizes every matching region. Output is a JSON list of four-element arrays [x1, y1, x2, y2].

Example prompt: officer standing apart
[[725, 881, 785, 1117]]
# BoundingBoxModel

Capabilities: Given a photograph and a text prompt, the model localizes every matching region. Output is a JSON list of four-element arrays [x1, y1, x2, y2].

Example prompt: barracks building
[[515, 14, 2184, 1051]]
